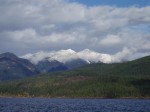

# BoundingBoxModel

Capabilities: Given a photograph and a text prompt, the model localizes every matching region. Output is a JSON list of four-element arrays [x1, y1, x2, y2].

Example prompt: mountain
[[0, 55, 149, 98], [21, 49, 112, 69], [65, 58, 88, 69], [36, 59, 68, 73], [0, 52, 39, 80], [21, 49, 77, 64]]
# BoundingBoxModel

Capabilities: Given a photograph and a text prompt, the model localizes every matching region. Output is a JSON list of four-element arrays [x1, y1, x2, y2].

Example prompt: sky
[[71, 0, 150, 7], [0, 0, 150, 61]]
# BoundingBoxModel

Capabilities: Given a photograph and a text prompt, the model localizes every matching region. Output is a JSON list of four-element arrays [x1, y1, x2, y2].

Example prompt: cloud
[[0, 0, 150, 61], [99, 35, 122, 46], [112, 47, 134, 62]]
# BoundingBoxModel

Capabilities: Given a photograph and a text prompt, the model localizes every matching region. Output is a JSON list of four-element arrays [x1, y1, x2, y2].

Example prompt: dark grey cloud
[[0, 0, 150, 60]]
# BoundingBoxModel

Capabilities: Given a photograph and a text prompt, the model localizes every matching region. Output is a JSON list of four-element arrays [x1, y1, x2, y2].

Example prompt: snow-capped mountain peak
[[77, 49, 112, 63], [21, 49, 112, 65], [21, 49, 77, 64], [61, 49, 76, 54]]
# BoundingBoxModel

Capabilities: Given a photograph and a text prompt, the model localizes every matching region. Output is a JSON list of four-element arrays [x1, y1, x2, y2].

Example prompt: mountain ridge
[[0, 51, 150, 81], [21, 49, 114, 71], [21, 49, 112, 65]]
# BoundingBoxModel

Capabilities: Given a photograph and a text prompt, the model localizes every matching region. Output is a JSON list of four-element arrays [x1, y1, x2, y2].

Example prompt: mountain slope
[[64, 58, 88, 69], [36, 59, 68, 73], [0, 52, 39, 80], [74, 55, 150, 76]]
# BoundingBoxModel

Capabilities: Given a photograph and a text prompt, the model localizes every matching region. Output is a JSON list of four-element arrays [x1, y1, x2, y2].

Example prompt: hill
[[0, 52, 39, 80], [0, 55, 150, 98], [72, 55, 150, 76]]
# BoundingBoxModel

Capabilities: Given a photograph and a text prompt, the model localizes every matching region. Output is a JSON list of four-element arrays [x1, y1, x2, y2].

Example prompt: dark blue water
[[0, 98, 150, 112]]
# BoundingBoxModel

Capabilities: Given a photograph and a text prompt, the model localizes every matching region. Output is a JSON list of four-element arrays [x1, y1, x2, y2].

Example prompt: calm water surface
[[0, 98, 150, 112]]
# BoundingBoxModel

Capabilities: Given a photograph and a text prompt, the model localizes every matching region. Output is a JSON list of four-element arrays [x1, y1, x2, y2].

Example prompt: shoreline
[[0, 95, 150, 99]]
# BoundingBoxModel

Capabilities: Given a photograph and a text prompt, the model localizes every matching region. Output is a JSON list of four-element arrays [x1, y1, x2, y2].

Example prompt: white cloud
[[112, 47, 134, 62], [2, 28, 86, 52], [0, 0, 149, 60]]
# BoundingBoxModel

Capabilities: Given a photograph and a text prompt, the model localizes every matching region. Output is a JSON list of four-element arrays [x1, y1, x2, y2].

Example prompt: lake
[[0, 98, 150, 112]]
